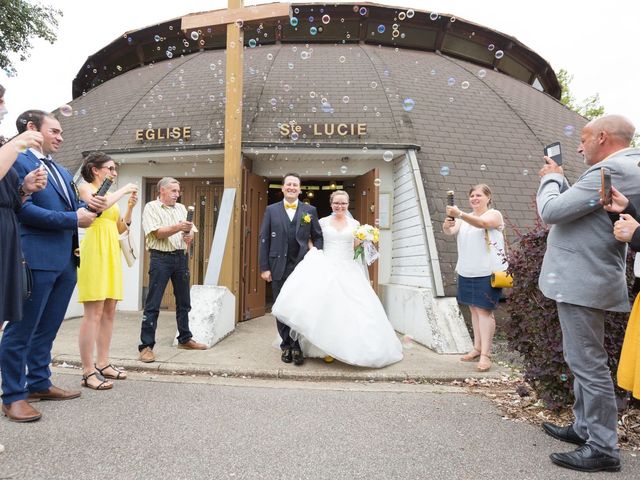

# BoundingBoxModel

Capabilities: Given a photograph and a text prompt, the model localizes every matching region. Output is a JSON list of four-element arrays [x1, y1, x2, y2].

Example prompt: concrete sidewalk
[[50, 311, 509, 381]]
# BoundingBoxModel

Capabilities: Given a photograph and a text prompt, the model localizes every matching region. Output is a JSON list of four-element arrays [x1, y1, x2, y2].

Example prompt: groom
[[259, 173, 323, 365]]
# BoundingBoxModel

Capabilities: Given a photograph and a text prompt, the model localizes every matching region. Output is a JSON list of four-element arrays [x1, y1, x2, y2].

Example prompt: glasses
[[332, 202, 348, 206], [102, 166, 117, 173]]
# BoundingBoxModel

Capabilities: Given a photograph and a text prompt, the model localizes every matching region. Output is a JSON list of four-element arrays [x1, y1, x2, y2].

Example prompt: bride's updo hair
[[329, 190, 349, 204]]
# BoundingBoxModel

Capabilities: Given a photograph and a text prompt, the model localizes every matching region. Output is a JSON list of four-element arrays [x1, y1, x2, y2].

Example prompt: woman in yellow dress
[[77, 152, 138, 390], [605, 186, 640, 399]]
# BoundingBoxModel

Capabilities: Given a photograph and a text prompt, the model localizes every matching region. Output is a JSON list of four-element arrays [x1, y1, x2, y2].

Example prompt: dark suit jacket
[[259, 200, 323, 282], [13, 149, 84, 271]]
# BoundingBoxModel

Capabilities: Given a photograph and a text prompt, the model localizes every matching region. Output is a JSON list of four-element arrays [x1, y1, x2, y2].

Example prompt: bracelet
[[18, 183, 31, 197]]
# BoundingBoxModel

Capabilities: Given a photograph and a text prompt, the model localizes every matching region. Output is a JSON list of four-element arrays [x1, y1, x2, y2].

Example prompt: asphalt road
[[1, 370, 638, 479]]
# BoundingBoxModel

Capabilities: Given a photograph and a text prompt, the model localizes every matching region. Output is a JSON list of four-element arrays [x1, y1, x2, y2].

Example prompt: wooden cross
[[181, 1, 291, 316]]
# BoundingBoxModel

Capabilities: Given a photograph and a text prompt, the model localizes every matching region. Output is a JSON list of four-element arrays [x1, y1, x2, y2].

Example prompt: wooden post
[[181, 2, 291, 321]]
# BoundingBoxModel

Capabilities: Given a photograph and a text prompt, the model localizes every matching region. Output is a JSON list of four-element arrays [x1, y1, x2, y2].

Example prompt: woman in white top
[[271, 190, 403, 368], [443, 184, 507, 372]]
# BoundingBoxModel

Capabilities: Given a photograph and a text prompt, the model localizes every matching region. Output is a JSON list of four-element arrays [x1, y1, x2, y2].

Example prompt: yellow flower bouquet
[[353, 224, 380, 265]]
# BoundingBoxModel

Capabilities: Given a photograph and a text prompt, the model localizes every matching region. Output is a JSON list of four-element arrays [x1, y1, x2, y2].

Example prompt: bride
[[271, 190, 403, 368]]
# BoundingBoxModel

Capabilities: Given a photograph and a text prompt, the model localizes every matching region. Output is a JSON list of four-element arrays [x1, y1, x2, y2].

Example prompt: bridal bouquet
[[353, 224, 380, 266]]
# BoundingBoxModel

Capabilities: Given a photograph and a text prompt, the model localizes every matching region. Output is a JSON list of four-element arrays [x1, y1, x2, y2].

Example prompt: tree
[[557, 68, 605, 120], [0, 0, 62, 76]]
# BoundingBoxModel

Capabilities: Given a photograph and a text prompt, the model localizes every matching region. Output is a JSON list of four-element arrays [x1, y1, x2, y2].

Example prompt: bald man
[[537, 115, 640, 472]]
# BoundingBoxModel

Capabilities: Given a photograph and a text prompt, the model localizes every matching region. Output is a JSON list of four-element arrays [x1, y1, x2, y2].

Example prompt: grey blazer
[[537, 148, 640, 312]]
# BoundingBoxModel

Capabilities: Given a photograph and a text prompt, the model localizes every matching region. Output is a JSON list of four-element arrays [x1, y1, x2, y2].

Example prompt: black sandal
[[81, 372, 113, 390], [95, 363, 127, 380]]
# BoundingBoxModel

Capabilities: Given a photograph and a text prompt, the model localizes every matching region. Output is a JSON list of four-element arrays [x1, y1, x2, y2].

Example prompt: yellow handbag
[[491, 270, 513, 288]]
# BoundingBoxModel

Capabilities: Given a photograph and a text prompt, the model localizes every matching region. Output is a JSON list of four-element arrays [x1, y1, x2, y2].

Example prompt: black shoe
[[291, 349, 304, 366], [281, 348, 292, 364], [550, 444, 620, 472], [542, 422, 586, 446]]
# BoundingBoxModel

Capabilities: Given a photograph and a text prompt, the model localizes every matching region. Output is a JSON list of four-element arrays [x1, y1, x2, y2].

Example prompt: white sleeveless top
[[455, 209, 507, 277]]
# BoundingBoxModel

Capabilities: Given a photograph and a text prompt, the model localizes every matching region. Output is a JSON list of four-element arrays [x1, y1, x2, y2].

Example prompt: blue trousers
[[0, 259, 76, 404], [139, 250, 192, 350]]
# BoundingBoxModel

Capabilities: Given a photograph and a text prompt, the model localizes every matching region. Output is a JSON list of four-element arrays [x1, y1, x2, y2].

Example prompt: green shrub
[[505, 219, 633, 411]]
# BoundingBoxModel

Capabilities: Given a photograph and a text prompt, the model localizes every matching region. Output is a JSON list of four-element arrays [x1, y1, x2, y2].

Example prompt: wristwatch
[[18, 183, 30, 197]]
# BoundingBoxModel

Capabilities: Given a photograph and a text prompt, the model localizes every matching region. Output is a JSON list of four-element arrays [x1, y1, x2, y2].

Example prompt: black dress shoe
[[281, 349, 292, 363], [291, 349, 304, 366], [542, 422, 586, 446], [550, 444, 620, 472]]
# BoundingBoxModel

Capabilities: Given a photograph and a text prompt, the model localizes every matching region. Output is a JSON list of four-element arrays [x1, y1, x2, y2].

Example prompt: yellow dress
[[77, 198, 123, 302], [617, 294, 640, 399]]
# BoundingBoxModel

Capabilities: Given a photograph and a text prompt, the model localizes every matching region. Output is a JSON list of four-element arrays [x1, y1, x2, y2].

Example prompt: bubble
[[559, 374, 568, 382], [477, 69, 487, 78], [116, 65, 122, 72], [301, 51, 310, 60], [339, 56, 346, 63], [154, 35, 161, 42], [448, 97, 455, 103], [342, 96, 350, 103], [429, 12, 439, 21], [322, 14, 330, 24], [564, 125, 575, 137], [407, 9, 415, 18], [450, 17, 456, 23], [398, 12, 406, 21], [383, 151, 394, 162], [401, 334, 414, 349], [190, 31, 199, 41], [377, 24, 386, 34], [291, 132, 299, 141], [447, 77, 456, 87], [308, 26, 317, 35], [210, 63, 216, 70], [288, 63, 294, 70], [370, 81, 377, 89], [309, 91, 317, 98], [270, 98, 277, 106], [92, 127, 98, 133], [235, 19, 244, 28], [488, 44, 495, 51], [547, 272, 558, 284], [59, 105, 73, 117], [271, 232, 277, 238], [440, 166, 450, 176], [495, 50, 504, 59], [248, 39, 257, 48], [588, 199, 598, 207], [480, 164, 487, 171], [340, 165, 348, 174], [290, 17, 299, 27], [461, 81, 470, 89], [359, 7, 367, 15], [556, 293, 564, 303], [373, 178, 382, 187], [392, 30, 399, 38], [523, 169, 529, 176], [321, 102, 333, 113], [402, 98, 415, 111], [308, 16, 314, 23], [430, 69, 437, 76]]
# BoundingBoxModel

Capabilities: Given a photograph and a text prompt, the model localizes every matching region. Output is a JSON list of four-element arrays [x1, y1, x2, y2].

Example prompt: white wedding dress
[[271, 216, 403, 368]]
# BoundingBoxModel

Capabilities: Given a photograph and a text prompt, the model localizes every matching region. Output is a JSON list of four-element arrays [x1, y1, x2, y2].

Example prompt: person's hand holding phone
[[538, 157, 563, 177], [603, 186, 629, 213]]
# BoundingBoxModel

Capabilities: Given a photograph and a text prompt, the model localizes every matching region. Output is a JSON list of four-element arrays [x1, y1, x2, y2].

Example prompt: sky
[[1, 0, 638, 138]]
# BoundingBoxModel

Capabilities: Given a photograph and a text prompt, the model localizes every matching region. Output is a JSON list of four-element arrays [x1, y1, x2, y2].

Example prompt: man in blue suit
[[259, 173, 323, 366], [0, 110, 104, 423]]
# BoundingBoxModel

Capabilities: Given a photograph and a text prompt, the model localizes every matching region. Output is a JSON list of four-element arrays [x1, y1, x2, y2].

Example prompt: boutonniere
[[301, 213, 312, 226]]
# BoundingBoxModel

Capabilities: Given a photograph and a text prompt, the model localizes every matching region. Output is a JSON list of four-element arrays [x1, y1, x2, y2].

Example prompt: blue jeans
[[139, 250, 192, 350]]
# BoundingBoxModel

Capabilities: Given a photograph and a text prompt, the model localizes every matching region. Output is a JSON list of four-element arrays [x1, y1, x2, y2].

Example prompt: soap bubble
[[59, 105, 73, 117], [166, 50, 173, 58], [339, 56, 346, 63], [429, 12, 439, 21], [359, 7, 367, 15], [340, 165, 348, 174], [290, 132, 299, 141], [461, 81, 470, 89], [523, 169, 529, 176], [288, 63, 294, 70], [248, 39, 257, 48], [495, 50, 504, 59], [559, 374, 568, 382], [477, 69, 487, 78], [447, 77, 456, 87], [290, 17, 299, 27], [398, 12, 406, 21], [266, 53, 273, 60], [310, 27, 317, 35], [301, 51, 309, 60], [480, 164, 487, 171], [488, 44, 495, 51], [342, 96, 350, 103], [191, 31, 200, 41], [269, 98, 277, 106], [370, 81, 377, 89], [271, 232, 277, 237], [154, 35, 161, 42], [440, 166, 450, 176], [407, 9, 415, 18], [564, 125, 575, 137], [373, 178, 382, 187], [402, 98, 415, 111], [383, 151, 394, 162], [547, 272, 558, 284], [377, 25, 386, 34], [322, 14, 330, 24]]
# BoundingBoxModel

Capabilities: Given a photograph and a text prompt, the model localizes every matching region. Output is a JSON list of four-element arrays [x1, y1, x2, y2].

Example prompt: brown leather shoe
[[177, 339, 207, 350], [28, 385, 81, 402], [139, 347, 155, 363], [2, 400, 42, 422]]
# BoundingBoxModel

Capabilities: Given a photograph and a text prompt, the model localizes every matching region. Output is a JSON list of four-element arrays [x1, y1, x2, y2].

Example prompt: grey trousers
[[556, 302, 619, 458]]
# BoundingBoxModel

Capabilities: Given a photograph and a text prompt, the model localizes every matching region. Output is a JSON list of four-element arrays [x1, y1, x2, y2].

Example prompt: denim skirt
[[457, 274, 501, 310]]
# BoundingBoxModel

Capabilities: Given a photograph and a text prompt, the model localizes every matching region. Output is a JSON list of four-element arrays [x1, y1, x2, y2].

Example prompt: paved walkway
[[49, 311, 509, 381]]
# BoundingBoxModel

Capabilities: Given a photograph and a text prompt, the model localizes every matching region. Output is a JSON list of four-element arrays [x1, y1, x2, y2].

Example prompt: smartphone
[[601, 167, 612, 205], [544, 142, 563, 166]]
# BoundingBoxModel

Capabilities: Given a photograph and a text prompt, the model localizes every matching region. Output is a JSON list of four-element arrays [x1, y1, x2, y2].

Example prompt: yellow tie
[[285, 202, 297, 210]]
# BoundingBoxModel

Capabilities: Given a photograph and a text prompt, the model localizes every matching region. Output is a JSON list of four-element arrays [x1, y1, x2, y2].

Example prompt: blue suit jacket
[[13, 149, 84, 271], [259, 200, 323, 282]]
